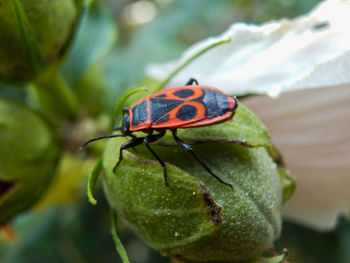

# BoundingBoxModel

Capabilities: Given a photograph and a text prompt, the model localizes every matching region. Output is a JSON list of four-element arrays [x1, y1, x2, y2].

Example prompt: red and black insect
[[82, 78, 238, 188]]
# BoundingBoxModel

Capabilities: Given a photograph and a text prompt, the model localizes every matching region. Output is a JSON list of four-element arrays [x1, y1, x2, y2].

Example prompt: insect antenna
[[80, 134, 125, 150]]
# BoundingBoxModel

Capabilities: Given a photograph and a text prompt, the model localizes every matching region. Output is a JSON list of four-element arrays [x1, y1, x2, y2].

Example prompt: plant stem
[[156, 38, 231, 92], [87, 157, 102, 205], [110, 210, 130, 263]]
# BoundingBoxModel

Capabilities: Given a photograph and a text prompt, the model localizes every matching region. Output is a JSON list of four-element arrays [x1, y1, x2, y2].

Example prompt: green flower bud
[[0, 0, 80, 82], [102, 104, 283, 262], [0, 100, 59, 225]]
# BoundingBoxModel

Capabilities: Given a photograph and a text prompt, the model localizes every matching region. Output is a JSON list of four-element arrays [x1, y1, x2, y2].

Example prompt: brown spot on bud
[[199, 183, 222, 226]]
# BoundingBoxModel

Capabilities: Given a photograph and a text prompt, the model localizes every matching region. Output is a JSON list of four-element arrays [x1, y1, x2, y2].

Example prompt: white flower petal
[[146, 0, 350, 97], [244, 84, 350, 230]]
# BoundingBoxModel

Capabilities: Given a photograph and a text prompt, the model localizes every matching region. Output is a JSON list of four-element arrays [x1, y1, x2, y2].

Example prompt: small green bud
[[102, 104, 283, 262], [0, 100, 60, 225], [0, 0, 79, 82]]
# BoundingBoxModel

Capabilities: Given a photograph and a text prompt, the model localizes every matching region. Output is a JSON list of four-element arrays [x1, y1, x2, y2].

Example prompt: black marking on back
[[155, 94, 167, 98], [132, 100, 148, 126], [150, 98, 183, 123], [173, 89, 194, 98], [201, 88, 230, 117], [155, 114, 170, 124], [176, 105, 197, 121]]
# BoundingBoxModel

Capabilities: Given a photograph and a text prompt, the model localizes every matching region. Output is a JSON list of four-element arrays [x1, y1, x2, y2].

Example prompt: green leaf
[[266, 146, 295, 204], [278, 168, 296, 204], [155, 103, 271, 148]]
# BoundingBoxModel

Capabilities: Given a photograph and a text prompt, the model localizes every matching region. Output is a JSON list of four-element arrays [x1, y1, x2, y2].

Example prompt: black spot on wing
[[176, 105, 197, 121], [155, 114, 170, 124], [202, 88, 230, 117], [150, 98, 183, 123], [132, 100, 148, 125], [173, 89, 194, 98]]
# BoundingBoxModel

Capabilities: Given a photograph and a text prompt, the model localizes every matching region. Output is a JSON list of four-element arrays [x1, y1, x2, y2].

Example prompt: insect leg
[[144, 130, 166, 143], [144, 143, 169, 186], [143, 131, 169, 186], [80, 134, 125, 150], [185, 78, 199, 86], [171, 129, 233, 188], [113, 137, 144, 172]]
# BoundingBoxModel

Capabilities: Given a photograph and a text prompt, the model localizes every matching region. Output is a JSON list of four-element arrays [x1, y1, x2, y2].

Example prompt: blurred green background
[[1, 0, 350, 262]]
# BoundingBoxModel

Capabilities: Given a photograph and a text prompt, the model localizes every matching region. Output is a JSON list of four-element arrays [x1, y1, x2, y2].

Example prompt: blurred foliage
[[0, 0, 81, 82], [280, 217, 350, 263], [0, 100, 60, 225], [0, 195, 168, 263], [2, 0, 350, 263]]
